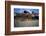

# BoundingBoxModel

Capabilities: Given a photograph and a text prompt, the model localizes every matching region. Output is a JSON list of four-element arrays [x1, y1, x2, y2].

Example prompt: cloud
[[14, 8, 39, 14]]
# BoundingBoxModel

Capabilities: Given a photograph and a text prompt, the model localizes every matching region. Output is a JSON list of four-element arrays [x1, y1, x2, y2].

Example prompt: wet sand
[[14, 17, 39, 27]]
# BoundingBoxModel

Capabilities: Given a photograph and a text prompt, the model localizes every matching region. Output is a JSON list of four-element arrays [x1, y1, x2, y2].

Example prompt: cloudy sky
[[14, 8, 39, 14]]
